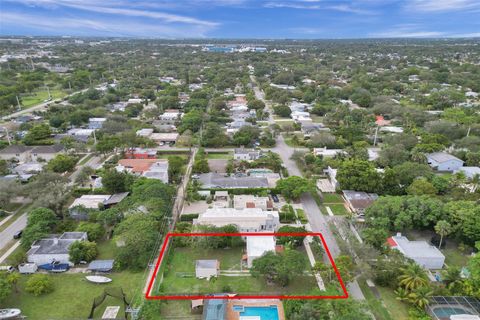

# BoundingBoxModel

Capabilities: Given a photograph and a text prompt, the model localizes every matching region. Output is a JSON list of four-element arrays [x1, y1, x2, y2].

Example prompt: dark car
[[13, 230, 23, 239], [271, 194, 279, 203]]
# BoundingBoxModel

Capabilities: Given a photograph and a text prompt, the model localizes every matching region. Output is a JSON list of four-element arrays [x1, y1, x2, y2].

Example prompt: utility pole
[[4, 126, 11, 145], [46, 85, 51, 99], [68, 81, 72, 91], [373, 126, 379, 147]]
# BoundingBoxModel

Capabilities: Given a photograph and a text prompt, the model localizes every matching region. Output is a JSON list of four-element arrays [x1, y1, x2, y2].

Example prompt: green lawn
[[20, 89, 67, 108], [205, 152, 232, 160], [296, 209, 308, 224], [443, 247, 470, 268], [327, 204, 349, 216], [358, 279, 395, 320], [156, 246, 318, 296], [321, 193, 344, 204], [160, 300, 201, 319], [377, 286, 410, 320], [3, 271, 145, 320]]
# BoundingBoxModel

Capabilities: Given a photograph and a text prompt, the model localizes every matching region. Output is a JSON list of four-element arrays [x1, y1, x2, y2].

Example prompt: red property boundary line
[[145, 232, 349, 300]]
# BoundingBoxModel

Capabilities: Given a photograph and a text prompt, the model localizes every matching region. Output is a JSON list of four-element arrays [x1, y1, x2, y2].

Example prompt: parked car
[[13, 230, 23, 239], [271, 194, 279, 203], [0, 266, 15, 273]]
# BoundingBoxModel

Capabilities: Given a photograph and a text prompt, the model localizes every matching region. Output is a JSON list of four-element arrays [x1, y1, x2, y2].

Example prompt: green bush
[[25, 274, 54, 296], [279, 205, 296, 223], [180, 214, 199, 222]]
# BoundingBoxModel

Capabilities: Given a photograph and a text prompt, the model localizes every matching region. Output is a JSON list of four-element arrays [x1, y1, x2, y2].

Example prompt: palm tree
[[442, 266, 464, 293], [471, 174, 479, 192], [434, 220, 452, 249], [394, 287, 410, 303], [408, 286, 433, 308], [398, 263, 429, 290]]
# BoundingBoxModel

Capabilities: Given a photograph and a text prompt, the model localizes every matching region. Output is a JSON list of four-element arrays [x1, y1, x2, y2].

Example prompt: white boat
[[85, 275, 112, 284], [0, 309, 21, 319]]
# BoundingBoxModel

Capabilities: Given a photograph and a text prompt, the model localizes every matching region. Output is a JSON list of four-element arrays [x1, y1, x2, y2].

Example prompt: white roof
[[427, 152, 463, 163], [194, 208, 278, 228], [69, 195, 111, 209], [247, 236, 275, 258], [89, 118, 107, 122], [391, 234, 445, 260]]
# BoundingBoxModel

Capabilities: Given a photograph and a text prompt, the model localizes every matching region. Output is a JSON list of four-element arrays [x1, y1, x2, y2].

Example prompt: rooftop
[[28, 232, 87, 255], [427, 152, 463, 163], [389, 234, 445, 260], [247, 235, 276, 257], [196, 259, 219, 269]]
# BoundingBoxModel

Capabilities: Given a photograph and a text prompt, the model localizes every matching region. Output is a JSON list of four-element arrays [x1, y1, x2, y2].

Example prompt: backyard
[[155, 246, 319, 297], [2, 271, 145, 320]]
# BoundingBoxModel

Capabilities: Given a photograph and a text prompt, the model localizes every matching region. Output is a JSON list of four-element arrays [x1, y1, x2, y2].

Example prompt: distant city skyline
[[1, 0, 480, 39]]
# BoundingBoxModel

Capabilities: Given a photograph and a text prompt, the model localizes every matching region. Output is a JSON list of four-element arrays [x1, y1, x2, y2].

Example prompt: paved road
[[68, 154, 103, 186], [251, 76, 364, 299], [0, 212, 27, 253]]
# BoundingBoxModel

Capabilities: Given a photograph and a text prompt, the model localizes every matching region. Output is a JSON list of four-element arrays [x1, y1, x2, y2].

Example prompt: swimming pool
[[239, 306, 279, 320], [431, 306, 473, 320]]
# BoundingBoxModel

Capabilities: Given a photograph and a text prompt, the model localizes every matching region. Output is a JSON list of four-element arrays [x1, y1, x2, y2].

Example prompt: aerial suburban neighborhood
[[0, 1, 480, 320]]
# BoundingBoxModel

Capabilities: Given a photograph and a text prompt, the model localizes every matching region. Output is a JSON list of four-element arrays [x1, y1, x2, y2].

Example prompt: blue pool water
[[239, 306, 279, 320], [432, 306, 472, 319]]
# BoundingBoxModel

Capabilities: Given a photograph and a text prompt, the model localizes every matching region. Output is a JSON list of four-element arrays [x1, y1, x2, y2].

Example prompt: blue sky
[[1, 0, 480, 38]]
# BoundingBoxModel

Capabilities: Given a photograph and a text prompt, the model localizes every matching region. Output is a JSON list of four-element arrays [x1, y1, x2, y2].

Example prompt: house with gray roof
[[388, 233, 445, 270], [427, 152, 464, 172], [27, 232, 88, 266], [198, 173, 268, 189], [455, 166, 480, 180], [195, 260, 219, 279], [0, 145, 33, 162]]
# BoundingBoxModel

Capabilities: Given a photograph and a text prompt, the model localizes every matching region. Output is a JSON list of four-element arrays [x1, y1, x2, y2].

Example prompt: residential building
[[68, 194, 111, 220], [150, 133, 179, 145], [195, 260, 220, 279], [233, 195, 273, 211], [0, 145, 33, 162], [136, 128, 154, 138], [116, 158, 169, 183], [13, 162, 44, 175], [313, 148, 346, 158], [233, 147, 261, 161], [193, 207, 280, 233], [30, 145, 65, 161], [455, 166, 480, 179], [342, 190, 378, 216], [246, 235, 276, 268], [88, 118, 107, 130], [124, 148, 157, 159], [27, 232, 88, 266], [387, 233, 445, 270], [158, 110, 183, 125], [427, 152, 464, 172], [198, 173, 269, 189], [66, 128, 95, 143]]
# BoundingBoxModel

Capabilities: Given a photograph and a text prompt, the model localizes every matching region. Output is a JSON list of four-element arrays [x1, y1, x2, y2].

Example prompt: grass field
[[321, 193, 344, 204], [156, 246, 318, 296], [20, 89, 67, 108], [2, 271, 145, 320], [327, 204, 349, 215], [443, 247, 470, 268], [206, 152, 232, 160], [358, 279, 395, 320]]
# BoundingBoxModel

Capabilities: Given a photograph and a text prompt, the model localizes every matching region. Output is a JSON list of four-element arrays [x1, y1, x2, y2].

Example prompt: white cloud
[[289, 27, 324, 34], [263, 1, 321, 9], [4, 0, 218, 26], [0, 11, 214, 37], [327, 4, 376, 14], [408, 0, 480, 12]]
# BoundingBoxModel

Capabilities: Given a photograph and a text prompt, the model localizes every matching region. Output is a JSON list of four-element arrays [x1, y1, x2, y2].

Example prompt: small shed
[[88, 260, 115, 273], [195, 260, 219, 279]]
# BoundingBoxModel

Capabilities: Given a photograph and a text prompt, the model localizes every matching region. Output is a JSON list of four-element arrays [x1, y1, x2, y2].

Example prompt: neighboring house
[[0, 145, 33, 162], [150, 133, 179, 145], [0, 144, 64, 162], [116, 159, 169, 183], [66, 128, 95, 143], [124, 148, 157, 159], [13, 162, 44, 175], [27, 232, 88, 266], [158, 110, 183, 125], [313, 148, 346, 158], [454, 166, 480, 179], [88, 118, 107, 130], [30, 145, 65, 161], [233, 147, 261, 161], [136, 128, 154, 138], [379, 126, 404, 134], [198, 173, 268, 189], [193, 208, 280, 233], [233, 195, 273, 211], [427, 152, 464, 172], [246, 235, 276, 268], [387, 233, 445, 270], [68, 194, 111, 220], [342, 190, 378, 216], [195, 260, 219, 279]]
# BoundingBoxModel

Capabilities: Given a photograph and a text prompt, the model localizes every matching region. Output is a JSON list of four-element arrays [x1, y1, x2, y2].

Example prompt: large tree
[[336, 159, 381, 193], [276, 176, 313, 201]]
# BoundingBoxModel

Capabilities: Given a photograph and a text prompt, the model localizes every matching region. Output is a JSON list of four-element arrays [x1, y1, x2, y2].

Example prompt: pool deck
[[226, 299, 285, 320]]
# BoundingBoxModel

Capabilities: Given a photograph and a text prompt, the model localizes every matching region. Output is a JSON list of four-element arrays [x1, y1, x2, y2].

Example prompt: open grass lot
[[443, 247, 470, 268], [156, 246, 318, 296], [358, 279, 395, 320], [321, 193, 344, 204], [205, 152, 232, 160], [327, 204, 349, 215], [20, 89, 67, 108], [160, 300, 201, 319], [377, 286, 410, 320], [2, 271, 145, 320]]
